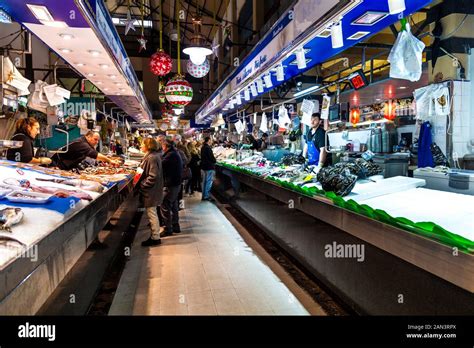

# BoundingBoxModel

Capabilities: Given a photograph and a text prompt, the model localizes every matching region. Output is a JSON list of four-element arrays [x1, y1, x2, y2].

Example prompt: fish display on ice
[[35, 178, 105, 193], [0, 235, 25, 246], [0, 207, 24, 232]]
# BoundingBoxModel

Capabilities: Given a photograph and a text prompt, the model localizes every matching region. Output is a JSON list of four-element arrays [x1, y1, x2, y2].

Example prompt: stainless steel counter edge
[[218, 165, 474, 293], [0, 178, 133, 314]]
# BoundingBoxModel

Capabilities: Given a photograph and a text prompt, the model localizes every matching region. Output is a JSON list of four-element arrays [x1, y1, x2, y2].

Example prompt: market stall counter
[[214, 158, 474, 314], [0, 159, 138, 314]]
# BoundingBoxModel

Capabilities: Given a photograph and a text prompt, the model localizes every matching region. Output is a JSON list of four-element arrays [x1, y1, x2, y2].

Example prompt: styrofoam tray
[[6, 190, 52, 204]]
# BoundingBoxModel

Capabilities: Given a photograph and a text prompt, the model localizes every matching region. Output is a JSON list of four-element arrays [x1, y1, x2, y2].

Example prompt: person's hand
[[313, 162, 324, 174], [40, 157, 52, 165]]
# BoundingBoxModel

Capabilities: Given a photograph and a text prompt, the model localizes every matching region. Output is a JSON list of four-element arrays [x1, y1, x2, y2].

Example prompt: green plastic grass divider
[[217, 163, 474, 252]]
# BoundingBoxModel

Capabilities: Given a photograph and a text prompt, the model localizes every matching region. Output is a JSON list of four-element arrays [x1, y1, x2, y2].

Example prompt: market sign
[[196, 0, 434, 124], [195, 0, 340, 123]]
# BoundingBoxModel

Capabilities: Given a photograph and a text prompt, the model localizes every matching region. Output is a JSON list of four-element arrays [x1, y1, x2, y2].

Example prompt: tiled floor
[[109, 194, 320, 315]]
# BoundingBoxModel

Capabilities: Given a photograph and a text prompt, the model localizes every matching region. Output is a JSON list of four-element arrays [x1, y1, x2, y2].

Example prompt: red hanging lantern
[[384, 100, 396, 121], [149, 49, 173, 76], [350, 108, 360, 126]]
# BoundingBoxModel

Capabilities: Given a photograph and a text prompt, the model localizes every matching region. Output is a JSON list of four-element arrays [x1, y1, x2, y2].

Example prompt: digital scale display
[[348, 70, 369, 90]]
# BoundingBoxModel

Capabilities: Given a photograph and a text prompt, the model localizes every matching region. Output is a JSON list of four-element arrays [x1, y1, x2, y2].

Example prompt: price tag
[[301, 99, 315, 115]]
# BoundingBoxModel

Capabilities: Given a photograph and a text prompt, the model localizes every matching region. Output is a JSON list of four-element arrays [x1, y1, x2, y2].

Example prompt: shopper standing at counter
[[136, 138, 164, 247], [51, 131, 120, 170], [303, 113, 328, 172], [160, 139, 183, 237], [200, 136, 216, 202], [6, 117, 52, 165]]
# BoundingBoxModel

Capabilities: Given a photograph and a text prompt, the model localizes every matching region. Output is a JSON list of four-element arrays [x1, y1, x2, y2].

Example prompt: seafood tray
[[6, 191, 52, 204], [0, 140, 24, 149]]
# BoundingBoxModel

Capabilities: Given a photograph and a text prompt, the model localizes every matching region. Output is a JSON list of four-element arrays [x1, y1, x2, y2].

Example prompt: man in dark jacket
[[160, 139, 183, 236], [200, 136, 217, 202]]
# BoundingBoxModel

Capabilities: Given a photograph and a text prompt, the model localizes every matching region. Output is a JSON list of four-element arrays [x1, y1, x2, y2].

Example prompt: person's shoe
[[141, 237, 161, 247], [173, 226, 181, 233], [88, 239, 108, 250], [207, 198, 216, 203], [160, 231, 173, 238]]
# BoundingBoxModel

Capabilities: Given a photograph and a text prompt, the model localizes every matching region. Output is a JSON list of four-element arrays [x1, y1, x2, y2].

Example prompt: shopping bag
[[27, 80, 50, 114], [388, 23, 425, 82]]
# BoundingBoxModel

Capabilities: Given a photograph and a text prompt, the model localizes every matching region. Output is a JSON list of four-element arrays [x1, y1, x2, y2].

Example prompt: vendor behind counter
[[6, 117, 51, 166], [51, 131, 119, 170]]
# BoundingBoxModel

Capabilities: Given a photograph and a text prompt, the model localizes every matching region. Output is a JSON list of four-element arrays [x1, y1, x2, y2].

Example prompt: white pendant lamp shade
[[331, 21, 344, 49], [235, 94, 242, 105], [250, 83, 258, 97], [263, 74, 273, 88], [276, 64, 284, 81], [256, 78, 264, 93], [183, 46, 212, 65], [295, 48, 307, 69], [388, 0, 405, 15], [183, 16, 213, 65], [216, 113, 225, 126], [244, 88, 250, 101]]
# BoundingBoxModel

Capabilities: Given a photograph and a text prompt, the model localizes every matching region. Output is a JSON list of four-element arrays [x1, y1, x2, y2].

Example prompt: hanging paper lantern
[[350, 108, 360, 126], [384, 100, 396, 121], [149, 49, 173, 76], [165, 75, 193, 108], [186, 59, 210, 78]]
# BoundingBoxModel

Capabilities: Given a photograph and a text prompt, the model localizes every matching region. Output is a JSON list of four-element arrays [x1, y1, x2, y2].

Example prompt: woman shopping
[[134, 138, 164, 247]]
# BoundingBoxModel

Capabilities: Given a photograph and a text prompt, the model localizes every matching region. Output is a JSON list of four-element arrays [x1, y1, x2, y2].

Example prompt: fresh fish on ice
[[0, 207, 24, 232], [0, 235, 25, 246], [35, 178, 105, 192]]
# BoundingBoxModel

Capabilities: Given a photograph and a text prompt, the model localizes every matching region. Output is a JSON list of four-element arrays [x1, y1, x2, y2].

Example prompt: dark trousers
[[160, 185, 180, 233]]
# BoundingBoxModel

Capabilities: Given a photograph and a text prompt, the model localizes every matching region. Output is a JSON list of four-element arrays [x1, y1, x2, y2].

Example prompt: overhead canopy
[[1, 0, 151, 123], [195, 0, 433, 124]]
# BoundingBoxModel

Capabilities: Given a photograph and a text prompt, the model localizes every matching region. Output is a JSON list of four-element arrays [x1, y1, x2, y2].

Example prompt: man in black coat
[[200, 136, 217, 202], [160, 139, 183, 236]]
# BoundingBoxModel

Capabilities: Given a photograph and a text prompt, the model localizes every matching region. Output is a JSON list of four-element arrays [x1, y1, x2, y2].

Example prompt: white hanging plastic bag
[[260, 112, 268, 132], [388, 23, 425, 82]]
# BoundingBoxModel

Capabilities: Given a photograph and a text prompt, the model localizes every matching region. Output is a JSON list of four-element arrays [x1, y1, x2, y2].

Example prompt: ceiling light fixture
[[76, 63, 86, 67], [293, 85, 320, 98], [235, 94, 242, 105], [88, 50, 101, 56], [295, 48, 307, 69], [108, 74, 117, 79], [331, 20, 344, 49], [87, 73, 95, 77], [59, 33, 74, 40], [27, 4, 67, 27], [59, 48, 72, 53], [27, 4, 54, 22], [388, 0, 405, 15], [99, 64, 109, 69], [182, 16, 213, 65]]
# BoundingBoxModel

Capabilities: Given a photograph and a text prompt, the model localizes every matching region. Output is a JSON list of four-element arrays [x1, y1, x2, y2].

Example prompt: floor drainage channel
[[86, 210, 144, 316], [212, 191, 354, 316]]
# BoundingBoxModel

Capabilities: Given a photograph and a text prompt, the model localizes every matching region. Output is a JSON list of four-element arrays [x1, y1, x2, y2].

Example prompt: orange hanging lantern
[[384, 100, 396, 121], [350, 108, 360, 126]]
